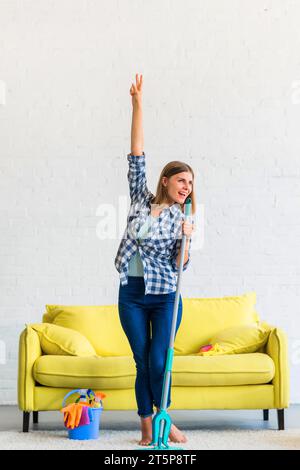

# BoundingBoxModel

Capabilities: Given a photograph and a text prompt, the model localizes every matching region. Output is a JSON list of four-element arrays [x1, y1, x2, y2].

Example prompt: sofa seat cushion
[[33, 355, 136, 389], [172, 353, 275, 386], [33, 352, 275, 389]]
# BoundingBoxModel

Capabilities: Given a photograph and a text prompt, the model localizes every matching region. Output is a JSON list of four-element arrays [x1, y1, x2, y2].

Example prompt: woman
[[115, 74, 196, 446]]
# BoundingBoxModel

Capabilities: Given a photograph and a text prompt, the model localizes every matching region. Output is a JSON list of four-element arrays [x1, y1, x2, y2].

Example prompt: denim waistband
[[126, 276, 145, 282], [119, 275, 145, 290], [119, 276, 178, 300]]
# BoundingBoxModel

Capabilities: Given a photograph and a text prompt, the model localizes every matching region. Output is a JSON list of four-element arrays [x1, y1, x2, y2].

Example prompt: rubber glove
[[61, 403, 86, 429]]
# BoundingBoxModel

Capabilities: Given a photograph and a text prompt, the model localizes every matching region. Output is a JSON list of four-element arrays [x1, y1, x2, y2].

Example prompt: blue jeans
[[118, 276, 182, 418]]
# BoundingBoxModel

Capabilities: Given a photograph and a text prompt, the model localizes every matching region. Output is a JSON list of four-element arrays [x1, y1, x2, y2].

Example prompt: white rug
[[1, 429, 300, 450]]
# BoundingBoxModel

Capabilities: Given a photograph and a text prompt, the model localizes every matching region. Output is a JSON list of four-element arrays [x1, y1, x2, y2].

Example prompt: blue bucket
[[62, 389, 103, 441]]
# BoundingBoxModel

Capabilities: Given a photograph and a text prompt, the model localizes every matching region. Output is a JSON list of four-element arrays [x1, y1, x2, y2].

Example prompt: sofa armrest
[[264, 322, 290, 408], [18, 325, 42, 411]]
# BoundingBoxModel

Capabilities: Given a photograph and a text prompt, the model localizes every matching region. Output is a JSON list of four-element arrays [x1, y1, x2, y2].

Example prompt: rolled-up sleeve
[[127, 152, 152, 204]]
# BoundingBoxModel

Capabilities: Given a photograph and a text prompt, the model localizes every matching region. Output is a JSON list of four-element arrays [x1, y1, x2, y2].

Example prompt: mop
[[137, 196, 192, 451]]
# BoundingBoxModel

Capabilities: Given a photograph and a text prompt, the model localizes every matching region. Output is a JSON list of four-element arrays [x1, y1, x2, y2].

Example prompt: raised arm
[[127, 74, 152, 203], [130, 73, 144, 156]]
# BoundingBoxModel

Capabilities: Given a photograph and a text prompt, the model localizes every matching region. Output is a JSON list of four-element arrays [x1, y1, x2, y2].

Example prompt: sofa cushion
[[198, 325, 270, 356], [29, 323, 97, 357], [174, 292, 260, 355], [33, 352, 274, 389], [33, 355, 136, 389], [43, 305, 132, 357], [173, 353, 275, 386]]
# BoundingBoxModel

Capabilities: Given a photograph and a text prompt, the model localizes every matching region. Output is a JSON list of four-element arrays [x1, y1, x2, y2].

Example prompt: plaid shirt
[[114, 152, 192, 295]]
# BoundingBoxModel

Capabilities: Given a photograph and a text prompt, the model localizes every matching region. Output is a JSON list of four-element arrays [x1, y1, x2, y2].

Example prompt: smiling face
[[162, 171, 193, 205]]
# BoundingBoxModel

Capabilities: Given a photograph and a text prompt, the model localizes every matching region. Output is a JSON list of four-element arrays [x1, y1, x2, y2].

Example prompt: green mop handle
[[159, 197, 192, 411]]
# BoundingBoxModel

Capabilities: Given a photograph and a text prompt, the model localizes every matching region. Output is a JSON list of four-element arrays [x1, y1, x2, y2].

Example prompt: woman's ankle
[[140, 416, 152, 435]]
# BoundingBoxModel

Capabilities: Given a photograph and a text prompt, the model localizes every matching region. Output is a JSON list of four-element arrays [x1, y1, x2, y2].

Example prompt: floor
[[1, 405, 299, 432]]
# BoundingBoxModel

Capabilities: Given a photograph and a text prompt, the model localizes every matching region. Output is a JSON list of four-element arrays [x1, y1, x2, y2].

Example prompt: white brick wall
[[1, 0, 300, 404]]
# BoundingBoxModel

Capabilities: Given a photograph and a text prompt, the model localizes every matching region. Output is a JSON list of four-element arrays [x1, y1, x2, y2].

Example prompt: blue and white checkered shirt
[[114, 152, 192, 295]]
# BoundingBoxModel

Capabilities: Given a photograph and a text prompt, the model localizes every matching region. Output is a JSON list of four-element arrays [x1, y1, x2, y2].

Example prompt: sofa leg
[[23, 412, 30, 432], [277, 409, 285, 430], [263, 409, 269, 421], [33, 411, 39, 424]]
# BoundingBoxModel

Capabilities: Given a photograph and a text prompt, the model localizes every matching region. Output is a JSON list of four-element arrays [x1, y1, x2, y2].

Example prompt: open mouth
[[178, 192, 187, 198]]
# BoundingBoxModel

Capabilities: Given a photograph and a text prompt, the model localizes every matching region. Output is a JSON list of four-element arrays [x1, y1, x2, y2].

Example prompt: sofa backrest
[[174, 292, 260, 355], [43, 304, 132, 357], [43, 291, 260, 357]]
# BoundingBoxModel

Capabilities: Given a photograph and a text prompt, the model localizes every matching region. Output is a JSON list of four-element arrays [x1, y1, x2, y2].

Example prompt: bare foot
[[138, 416, 153, 446], [155, 408, 187, 443], [169, 424, 188, 443]]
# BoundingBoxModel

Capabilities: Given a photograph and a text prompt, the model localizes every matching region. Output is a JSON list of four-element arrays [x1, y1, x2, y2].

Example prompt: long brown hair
[[151, 161, 196, 215]]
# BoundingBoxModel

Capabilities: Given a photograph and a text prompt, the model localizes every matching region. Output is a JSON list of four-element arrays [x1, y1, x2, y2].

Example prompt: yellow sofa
[[18, 292, 290, 432]]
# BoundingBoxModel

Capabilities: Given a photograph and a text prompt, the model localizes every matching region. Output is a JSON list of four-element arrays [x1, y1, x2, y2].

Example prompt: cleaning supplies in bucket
[[60, 388, 106, 440]]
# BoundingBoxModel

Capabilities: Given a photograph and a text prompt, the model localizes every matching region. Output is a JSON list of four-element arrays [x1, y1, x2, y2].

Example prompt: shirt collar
[[169, 202, 182, 216], [148, 196, 182, 216]]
